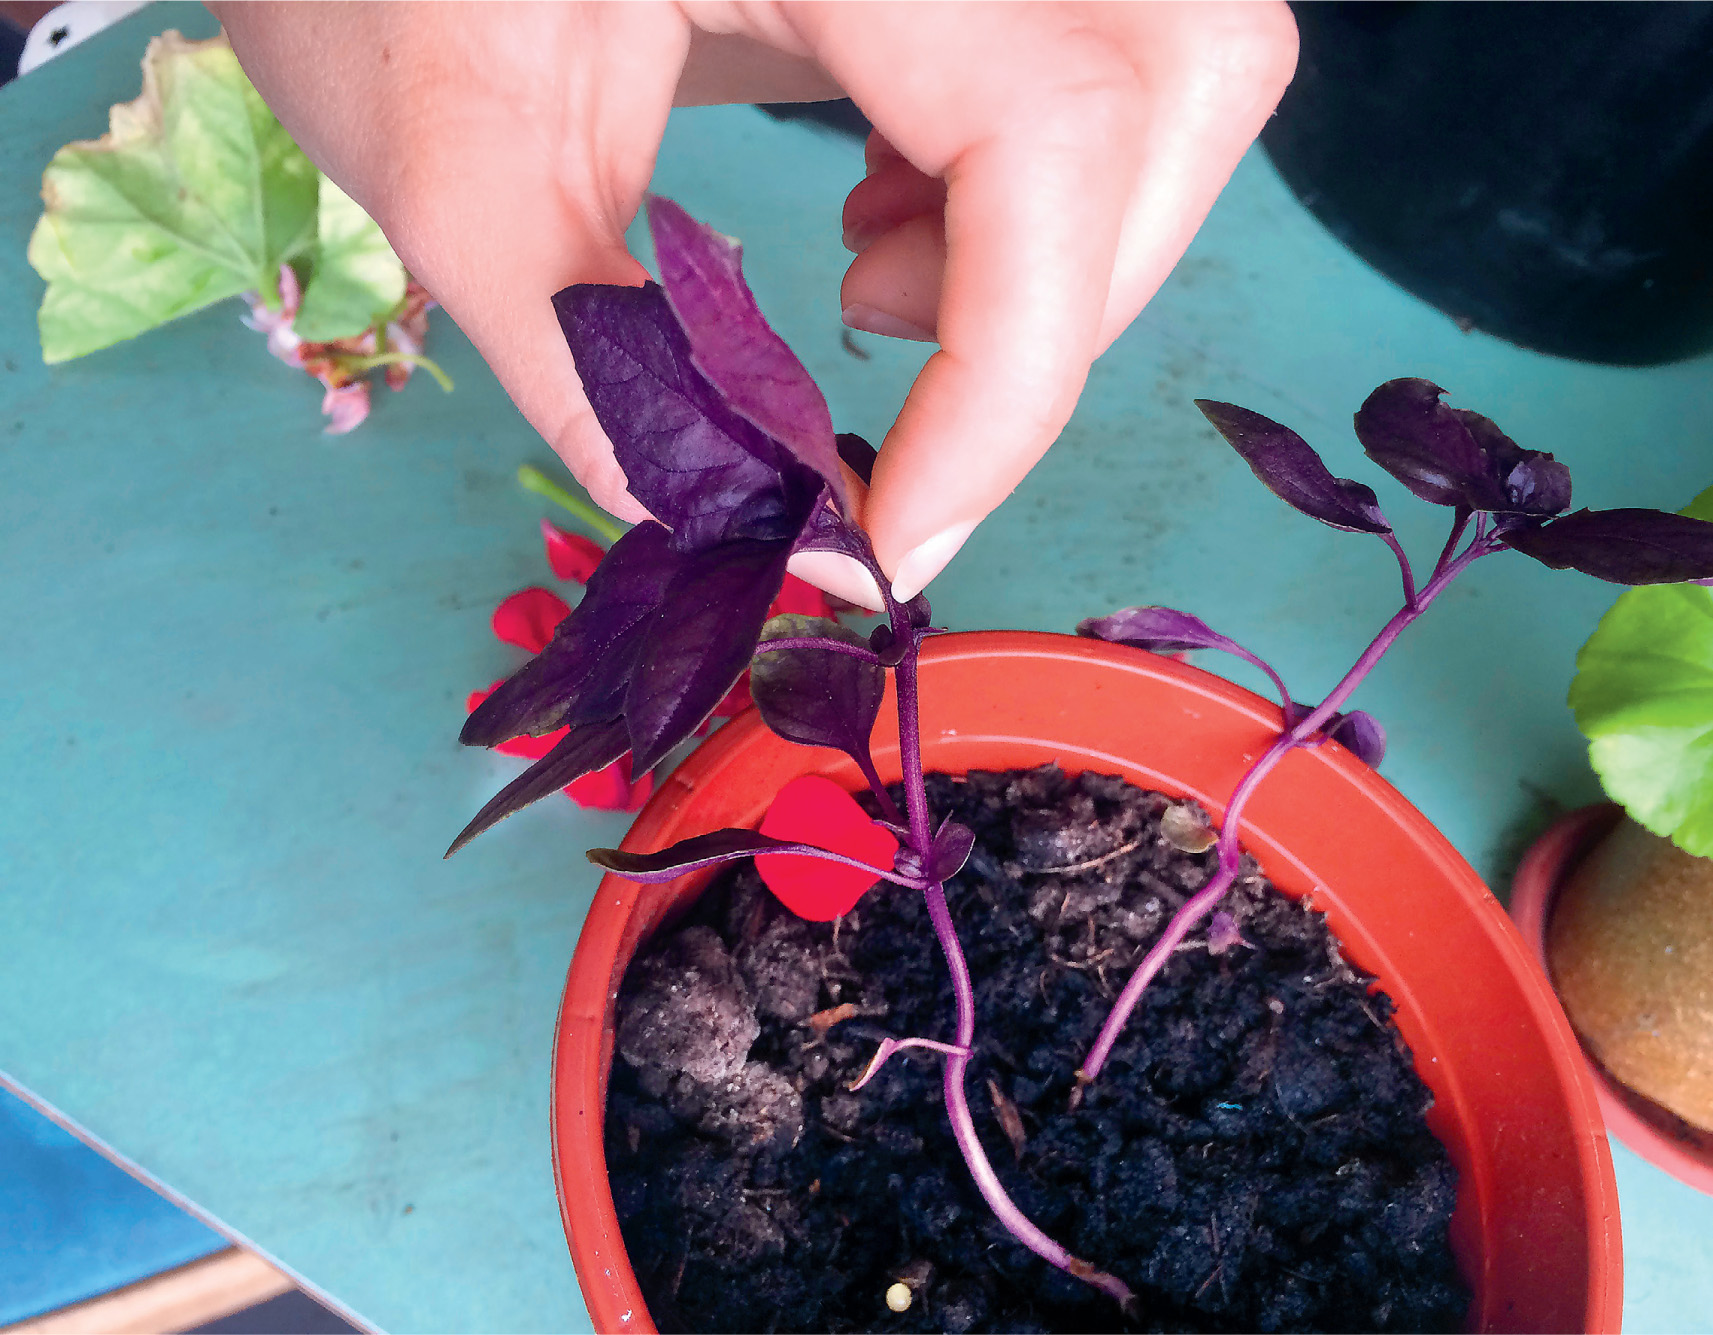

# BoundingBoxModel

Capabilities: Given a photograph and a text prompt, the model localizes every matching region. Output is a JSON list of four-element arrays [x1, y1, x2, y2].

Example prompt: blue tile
[[0, 1086, 223, 1325]]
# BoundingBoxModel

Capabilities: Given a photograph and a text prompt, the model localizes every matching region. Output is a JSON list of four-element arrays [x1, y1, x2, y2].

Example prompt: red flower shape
[[492, 587, 571, 652], [542, 520, 604, 583], [757, 775, 899, 921]]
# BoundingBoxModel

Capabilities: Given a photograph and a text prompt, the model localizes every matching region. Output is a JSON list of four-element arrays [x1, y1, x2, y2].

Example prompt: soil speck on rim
[[606, 766, 1469, 1333]]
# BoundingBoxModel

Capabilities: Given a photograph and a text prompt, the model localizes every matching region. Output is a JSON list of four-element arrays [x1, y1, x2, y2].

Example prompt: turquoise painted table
[[5, 7, 1713, 1331]]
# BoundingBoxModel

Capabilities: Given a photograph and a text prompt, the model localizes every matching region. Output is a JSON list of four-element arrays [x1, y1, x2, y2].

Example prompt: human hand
[[219, 2, 1297, 606]]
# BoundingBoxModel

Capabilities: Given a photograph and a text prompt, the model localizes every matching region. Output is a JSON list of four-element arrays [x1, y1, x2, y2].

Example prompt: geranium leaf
[[446, 717, 632, 857], [646, 196, 846, 512], [751, 615, 886, 766], [462, 522, 679, 746], [625, 540, 793, 772], [29, 30, 318, 363], [1501, 508, 1713, 584], [292, 176, 406, 342], [1572, 581, 1713, 856], [1353, 379, 1505, 509], [552, 280, 819, 551], [1196, 400, 1391, 533]]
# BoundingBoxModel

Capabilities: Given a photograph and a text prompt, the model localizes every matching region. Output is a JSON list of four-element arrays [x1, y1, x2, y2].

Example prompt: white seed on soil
[[885, 1282, 913, 1313]]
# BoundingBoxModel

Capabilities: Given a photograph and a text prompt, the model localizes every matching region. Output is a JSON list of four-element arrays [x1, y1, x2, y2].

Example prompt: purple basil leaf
[[928, 818, 976, 882], [750, 615, 886, 767], [836, 432, 878, 485], [462, 522, 679, 746], [1324, 709, 1387, 767], [1500, 508, 1713, 584], [446, 718, 631, 857], [589, 827, 905, 884], [1353, 379, 1506, 509], [1080, 605, 1253, 656], [1196, 400, 1391, 534], [1207, 911, 1246, 955], [553, 281, 820, 550], [1454, 408, 1572, 516], [645, 196, 847, 513], [793, 488, 879, 566], [625, 539, 792, 772], [1078, 605, 1295, 713]]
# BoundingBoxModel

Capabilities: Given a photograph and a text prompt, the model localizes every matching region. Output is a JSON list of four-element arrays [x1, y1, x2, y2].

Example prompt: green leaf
[[293, 177, 406, 343], [28, 30, 318, 363], [1570, 484, 1713, 856]]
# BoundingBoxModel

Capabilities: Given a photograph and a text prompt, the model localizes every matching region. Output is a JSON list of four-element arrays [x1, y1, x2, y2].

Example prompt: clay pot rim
[[1511, 803, 1713, 1196], [555, 630, 1621, 1334]]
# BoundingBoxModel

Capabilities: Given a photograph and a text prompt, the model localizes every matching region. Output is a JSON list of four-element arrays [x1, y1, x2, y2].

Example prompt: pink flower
[[241, 267, 439, 434]]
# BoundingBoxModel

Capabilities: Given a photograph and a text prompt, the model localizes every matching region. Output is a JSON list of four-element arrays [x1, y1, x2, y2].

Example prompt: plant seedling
[[452, 196, 1713, 1311]]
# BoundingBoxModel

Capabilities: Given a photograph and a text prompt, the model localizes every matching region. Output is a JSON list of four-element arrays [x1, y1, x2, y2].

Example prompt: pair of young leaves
[[452, 197, 907, 861], [1080, 380, 1713, 768], [1196, 379, 1713, 583]]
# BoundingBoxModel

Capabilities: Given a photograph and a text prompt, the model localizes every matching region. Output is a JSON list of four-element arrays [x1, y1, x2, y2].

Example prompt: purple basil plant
[[451, 196, 1713, 1313]]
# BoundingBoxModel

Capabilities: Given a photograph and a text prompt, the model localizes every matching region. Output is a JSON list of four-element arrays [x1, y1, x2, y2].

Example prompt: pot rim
[[554, 630, 1622, 1334], [1511, 802, 1713, 1196]]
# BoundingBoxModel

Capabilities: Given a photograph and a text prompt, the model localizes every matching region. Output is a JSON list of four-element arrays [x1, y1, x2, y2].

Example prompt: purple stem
[[1381, 531, 1418, 606], [892, 633, 1136, 1309], [1079, 528, 1497, 1084]]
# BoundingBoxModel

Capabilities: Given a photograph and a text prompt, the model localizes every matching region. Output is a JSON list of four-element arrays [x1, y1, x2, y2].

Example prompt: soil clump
[[605, 765, 1469, 1332]]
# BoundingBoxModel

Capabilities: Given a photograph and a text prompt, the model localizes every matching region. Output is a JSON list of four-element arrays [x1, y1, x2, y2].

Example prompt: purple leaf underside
[[1078, 605, 1293, 711], [750, 615, 887, 765], [552, 281, 819, 550], [624, 540, 793, 772], [645, 196, 847, 512], [1457, 409, 1571, 516], [1079, 605, 1259, 658], [1353, 378, 1495, 508], [446, 717, 631, 857], [929, 818, 976, 882], [1321, 708, 1387, 767], [1353, 379, 1570, 517], [462, 522, 680, 745], [1195, 400, 1390, 534], [589, 827, 905, 884], [1501, 508, 1713, 585]]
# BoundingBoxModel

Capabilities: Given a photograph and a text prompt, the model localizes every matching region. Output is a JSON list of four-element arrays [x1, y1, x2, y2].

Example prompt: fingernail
[[890, 520, 977, 603], [842, 220, 883, 254], [842, 303, 934, 343], [786, 550, 886, 612]]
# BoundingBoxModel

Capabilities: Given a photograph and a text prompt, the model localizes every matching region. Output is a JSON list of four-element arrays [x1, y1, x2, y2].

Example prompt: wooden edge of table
[[1, 1248, 294, 1335]]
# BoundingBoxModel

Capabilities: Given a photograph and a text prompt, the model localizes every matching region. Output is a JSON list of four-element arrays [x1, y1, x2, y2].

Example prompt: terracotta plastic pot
[[553, 631, 1622, 1334], [1511, 803, 1713, 1196]]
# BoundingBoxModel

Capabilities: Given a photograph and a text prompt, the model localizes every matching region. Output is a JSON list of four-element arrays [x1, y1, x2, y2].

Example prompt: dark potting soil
[[605, 766, 1469, 1334]]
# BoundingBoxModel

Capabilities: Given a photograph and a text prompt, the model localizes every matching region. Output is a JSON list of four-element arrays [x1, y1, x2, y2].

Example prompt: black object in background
[[757, 99, 871, 140], [1264, 3, 1713, 366], [1, 14, 26, 85]]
